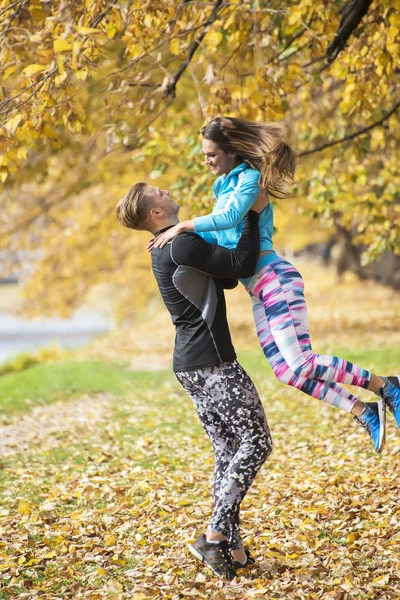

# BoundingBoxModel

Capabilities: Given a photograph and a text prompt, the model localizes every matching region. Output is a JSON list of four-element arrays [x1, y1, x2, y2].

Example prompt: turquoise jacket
[[193, 163, 276, 281]]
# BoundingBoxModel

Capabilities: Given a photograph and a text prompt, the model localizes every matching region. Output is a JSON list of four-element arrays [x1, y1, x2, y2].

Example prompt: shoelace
[[353, 414, 371, 435], [383, 387, 397, 412], [216, 543, 235, 568]]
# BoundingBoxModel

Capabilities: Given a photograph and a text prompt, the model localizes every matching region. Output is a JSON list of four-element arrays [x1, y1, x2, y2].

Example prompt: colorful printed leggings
[[246, 258, 371, 413], [176, 360, 272, 549]]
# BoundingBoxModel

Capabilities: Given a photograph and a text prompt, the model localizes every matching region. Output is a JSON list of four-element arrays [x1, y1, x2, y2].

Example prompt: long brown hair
[[201, 117, 296, 198]]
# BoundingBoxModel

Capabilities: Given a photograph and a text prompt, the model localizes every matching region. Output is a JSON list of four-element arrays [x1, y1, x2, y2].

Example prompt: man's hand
[[252, 190, 269, 213], [146, 222, 186, 252]]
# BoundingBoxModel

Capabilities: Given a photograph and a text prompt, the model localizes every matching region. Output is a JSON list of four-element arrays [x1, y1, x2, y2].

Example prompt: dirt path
[[0, 393, 112, 458]]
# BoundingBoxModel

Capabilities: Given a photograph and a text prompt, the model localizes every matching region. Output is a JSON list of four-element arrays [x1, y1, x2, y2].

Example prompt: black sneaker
[[188, 534, 237, 581], [231, 548, 256, 569]]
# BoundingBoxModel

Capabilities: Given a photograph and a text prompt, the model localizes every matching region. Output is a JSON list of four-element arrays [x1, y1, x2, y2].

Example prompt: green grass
[[0, 359, 173, 416], [1, 346, 398, 418], [1, 344, 399, 598], [238, 347, 400, 378]]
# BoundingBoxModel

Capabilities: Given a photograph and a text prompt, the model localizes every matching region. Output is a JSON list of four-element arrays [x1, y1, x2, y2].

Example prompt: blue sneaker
[[354, 401, 386, 453], [380, 380, 400, 427]]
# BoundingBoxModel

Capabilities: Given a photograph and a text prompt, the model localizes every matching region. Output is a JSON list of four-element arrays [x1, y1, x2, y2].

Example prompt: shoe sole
[[384, 380, 400, 428], [187, 543, 236, 581], [377, 399, 386, 454]]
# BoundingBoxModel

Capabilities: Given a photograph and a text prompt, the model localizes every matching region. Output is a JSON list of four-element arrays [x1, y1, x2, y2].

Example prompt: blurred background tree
[[0, 0, 398, 320]]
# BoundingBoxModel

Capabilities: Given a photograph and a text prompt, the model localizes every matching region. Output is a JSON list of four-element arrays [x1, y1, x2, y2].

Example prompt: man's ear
[[149, 206, 163, 220]]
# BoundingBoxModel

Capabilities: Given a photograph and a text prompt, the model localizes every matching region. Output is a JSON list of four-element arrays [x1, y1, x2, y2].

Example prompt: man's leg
[[175, 369, 239, 535], [206, 361, 272, 549], [176, 368, 241, 579], [198, 362, 272, 546], [176, 362, 272, 557]]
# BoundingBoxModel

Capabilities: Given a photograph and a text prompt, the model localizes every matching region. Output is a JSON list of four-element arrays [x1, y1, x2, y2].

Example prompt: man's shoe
[[188, 534, 236, 581], [379, 380, 400, 427], [353, 401, 386, 453], [231, 548, 256, 569]]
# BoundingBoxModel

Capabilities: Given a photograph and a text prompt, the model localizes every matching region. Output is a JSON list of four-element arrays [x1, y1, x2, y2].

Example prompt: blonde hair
[[201, 117, 296, 198], [116, 182, 154, 230]]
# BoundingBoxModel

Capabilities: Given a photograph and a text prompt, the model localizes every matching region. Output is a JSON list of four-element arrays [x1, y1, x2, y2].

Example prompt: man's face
[[145, 185, 180, 219], [202, 138, 237, 177]]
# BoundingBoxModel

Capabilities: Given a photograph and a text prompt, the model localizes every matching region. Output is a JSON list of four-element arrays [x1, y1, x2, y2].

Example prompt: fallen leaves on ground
[[1, 259, 400, 598], [0, 373, 399, 599]]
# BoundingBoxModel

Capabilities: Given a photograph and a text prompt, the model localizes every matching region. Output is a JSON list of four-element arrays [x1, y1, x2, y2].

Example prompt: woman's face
[[202, 137, 238, 177]]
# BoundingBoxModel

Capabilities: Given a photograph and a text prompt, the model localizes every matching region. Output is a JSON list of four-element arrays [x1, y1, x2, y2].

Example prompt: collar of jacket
[[220, 162, 248, 183]]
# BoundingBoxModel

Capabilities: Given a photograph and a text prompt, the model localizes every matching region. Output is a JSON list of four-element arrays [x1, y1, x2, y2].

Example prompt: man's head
[[116, 183, 180, 233]]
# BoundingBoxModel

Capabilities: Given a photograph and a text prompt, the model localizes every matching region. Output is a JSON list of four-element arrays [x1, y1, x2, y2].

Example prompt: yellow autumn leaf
[[169, 38, 181, 55], [75, 68, 88, 80], [105, 535, 116, 546], [206, 30, 224, 48], [22, 63, 47, 76], [3, 65, 16, 81], [77, 26, 102, 35], [372, 574, 390, 586], [252, 90, 265, 105], [107, 21, 117, 39], [16, 147, 28, 160], [389, 12, 400, 27], [53, 39, 72, 53], [17, 500, 32, 515], [42, 125, 58, 139]]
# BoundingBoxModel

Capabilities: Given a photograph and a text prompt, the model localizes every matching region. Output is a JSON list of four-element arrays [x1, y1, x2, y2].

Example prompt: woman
[[149, 116, 400, 453]]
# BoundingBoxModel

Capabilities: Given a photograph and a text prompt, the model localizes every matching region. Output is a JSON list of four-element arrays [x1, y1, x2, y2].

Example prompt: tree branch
[[325, 0, 374, 65], [164, 0, 225, 99], [0, 4, 118, 120], [0, 0, 23, 19], [1, 0, 30, 39], [299, 100, 400, 157]]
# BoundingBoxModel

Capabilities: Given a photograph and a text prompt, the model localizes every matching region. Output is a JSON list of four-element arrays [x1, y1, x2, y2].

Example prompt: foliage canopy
[[0, 0, 399, 317]]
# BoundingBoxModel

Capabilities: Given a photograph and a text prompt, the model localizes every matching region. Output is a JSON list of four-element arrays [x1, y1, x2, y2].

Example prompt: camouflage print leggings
[[176, 360, 272, 549]]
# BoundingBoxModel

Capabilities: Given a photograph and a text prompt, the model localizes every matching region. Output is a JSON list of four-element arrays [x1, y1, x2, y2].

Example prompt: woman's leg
[[251, 289, 361, 413], [247, 259, 388, 451], [250, 259, 387, 409]]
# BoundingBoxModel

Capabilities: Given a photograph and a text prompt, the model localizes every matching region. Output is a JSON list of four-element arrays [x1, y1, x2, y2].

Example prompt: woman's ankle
[[350, 400, 366, 417]]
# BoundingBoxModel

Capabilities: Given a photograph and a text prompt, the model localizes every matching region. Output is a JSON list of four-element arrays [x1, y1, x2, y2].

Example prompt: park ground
[[0, 259, 399, 599]]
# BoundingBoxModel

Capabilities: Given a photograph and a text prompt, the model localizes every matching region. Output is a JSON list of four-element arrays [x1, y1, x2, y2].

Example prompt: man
[[116, 183, 272, 581]]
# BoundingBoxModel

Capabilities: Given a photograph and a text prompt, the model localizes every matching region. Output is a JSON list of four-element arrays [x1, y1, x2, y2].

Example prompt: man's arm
[[220, 279, 239, 289], [170, 211, 260, 279]]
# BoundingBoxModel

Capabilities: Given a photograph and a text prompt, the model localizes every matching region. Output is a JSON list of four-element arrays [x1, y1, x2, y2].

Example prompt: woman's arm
[[147, 171, 266, 251], [194, 170, 261, 233]]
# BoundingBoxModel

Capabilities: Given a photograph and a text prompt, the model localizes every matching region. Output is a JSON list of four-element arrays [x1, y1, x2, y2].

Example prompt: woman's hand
[[252, 190, 269, 213], [146, 221, 192, 252]]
